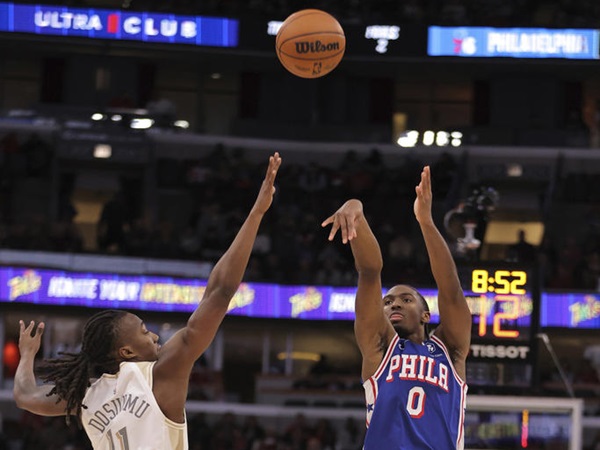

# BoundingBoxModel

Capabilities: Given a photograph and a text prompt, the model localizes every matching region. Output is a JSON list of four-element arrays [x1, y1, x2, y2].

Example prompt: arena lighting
[[507, 163, 523, 177], [397, 130, 419, 147], [91, 113, 105, 121], [423, 130, 435, 146], [396, 130, 462, 147], [276, 351, 321, 362], [93, 143, 112, 158], [130, 118, 154, 129], [451, 131, 463, 147], [173, 120, 190, 129], [436, 131, 450, 146]]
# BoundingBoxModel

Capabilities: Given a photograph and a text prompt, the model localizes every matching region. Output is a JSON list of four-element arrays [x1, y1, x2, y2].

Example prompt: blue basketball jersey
[[362, 334, 467, 449]]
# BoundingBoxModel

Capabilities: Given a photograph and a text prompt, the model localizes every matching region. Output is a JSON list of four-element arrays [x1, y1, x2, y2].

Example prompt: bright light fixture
[[130, 118, 154, 129]]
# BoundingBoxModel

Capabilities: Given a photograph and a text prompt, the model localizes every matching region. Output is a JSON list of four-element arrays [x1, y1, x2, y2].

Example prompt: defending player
[[322, 166, 471, 449], [14, 152, 282, 450]]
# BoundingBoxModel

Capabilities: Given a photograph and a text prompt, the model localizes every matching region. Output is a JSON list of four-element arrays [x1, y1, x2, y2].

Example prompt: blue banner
[[541, 293, 600, 328], [0, 2, 238, 47], [0, 266, 536, 330], [0, 266, 398, 320], [428, 26, 599, 59]]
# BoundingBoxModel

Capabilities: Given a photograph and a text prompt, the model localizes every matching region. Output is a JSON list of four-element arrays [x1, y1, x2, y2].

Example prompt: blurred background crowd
[[1, 133, 599, 292]]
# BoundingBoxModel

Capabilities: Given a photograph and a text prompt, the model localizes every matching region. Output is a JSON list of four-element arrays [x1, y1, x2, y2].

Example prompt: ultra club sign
[[0, 2, 239, 46]]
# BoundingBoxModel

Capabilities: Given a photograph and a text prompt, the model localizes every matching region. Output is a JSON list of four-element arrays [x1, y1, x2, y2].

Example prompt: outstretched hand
[[18, 320, 44, 359], [252, 152, 282, 215], [321, 199, 363, 244], [414, 165, 434, 224]]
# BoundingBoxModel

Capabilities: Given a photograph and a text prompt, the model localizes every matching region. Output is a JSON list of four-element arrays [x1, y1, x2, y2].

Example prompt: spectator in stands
[[21, 133, 54, 178], [507, 229, 537, 263], [241, 416, 266, 450], [146, 94, 177, 129], [312, 418, 337, 450], [211, 412, 240, 449], [0, 132, 20, 220], [337, 417, 364, 450], [96, 191, 130, 253], [108, 91, 135, 109], [283, 413, 311, 450], [179, 223, 201, 258], [49, 221, 83, 253], [13, 153, 282, 450], [187, 413, 212, 450], [299, 162, 328, 195], [251, 427, 280, 450], [123, 217, 152, 256], [581, 250, 600, 291], [431, 151, 458, 201], [310, 355, 333, 376]]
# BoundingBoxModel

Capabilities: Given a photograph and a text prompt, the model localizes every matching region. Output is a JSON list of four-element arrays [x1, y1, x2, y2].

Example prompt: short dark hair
[[406, 285, 430, 338], [403, 285, 429, 312]]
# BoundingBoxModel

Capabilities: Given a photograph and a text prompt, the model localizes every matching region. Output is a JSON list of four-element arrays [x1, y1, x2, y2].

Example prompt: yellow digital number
[[472, 270, 488, 293], [494, 270, 511, 294], [510, 270, 527, 295]]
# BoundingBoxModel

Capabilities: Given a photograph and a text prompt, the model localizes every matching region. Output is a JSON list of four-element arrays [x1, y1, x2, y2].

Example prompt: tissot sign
[[0, 2, 239, 47]]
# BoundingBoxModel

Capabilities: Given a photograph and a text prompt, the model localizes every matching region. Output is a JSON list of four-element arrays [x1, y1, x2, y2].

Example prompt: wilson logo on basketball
[[295, 40, 340, 54]]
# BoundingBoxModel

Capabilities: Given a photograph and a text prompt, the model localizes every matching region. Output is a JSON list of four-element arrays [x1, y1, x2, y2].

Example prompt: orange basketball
[[276, 9, 345, 79]]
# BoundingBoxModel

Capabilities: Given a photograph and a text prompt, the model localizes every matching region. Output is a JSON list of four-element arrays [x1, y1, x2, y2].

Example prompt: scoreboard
[[457, 264, 537, 389]]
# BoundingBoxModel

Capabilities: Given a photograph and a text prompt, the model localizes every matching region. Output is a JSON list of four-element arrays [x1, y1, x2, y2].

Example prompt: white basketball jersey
[[81, 361, 188, 450]]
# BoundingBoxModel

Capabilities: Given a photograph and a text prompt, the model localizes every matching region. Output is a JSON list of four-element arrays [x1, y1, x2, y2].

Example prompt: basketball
[[276, 9, 345, 79]]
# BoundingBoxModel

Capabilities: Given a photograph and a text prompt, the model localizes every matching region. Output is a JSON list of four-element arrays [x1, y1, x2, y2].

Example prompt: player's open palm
[[252, 152, 282, 215], [414, 166, 434, 225], [18, 320, 44, 358], [322, 199, 363, 244]]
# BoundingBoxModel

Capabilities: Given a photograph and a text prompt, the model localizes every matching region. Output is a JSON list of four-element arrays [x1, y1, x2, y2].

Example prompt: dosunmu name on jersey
[[87, 393, 151, 432]]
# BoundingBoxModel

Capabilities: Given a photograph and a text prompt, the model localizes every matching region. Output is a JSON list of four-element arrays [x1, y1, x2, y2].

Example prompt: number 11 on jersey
[[107, 427, 130, 450]]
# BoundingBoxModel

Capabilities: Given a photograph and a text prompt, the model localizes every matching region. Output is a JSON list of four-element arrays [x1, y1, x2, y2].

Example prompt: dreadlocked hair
[[37, 309, 128, 424]]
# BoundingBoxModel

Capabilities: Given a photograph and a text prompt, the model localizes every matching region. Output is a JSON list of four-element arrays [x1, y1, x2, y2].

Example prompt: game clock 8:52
[[460, 266, 534, 342], [471, 269, 527, 295]]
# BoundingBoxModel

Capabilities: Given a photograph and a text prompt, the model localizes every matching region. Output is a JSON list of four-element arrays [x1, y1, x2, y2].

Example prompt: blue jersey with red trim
[[362, 334, 467, 449]]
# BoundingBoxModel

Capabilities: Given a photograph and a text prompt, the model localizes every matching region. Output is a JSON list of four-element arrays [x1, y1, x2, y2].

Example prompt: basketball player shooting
[[14, 152, 282, 450], [322, 166, 472, 449]]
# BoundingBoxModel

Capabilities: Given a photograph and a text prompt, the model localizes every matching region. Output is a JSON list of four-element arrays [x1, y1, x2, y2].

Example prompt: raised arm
[[322, 199, 395, 380], [152, 153, 281, 418], [13, 320, 68, 416], [414, 166, 471, 377]]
